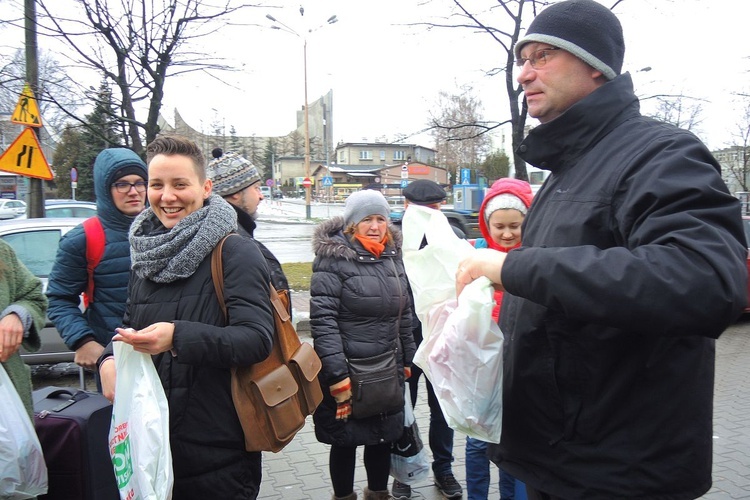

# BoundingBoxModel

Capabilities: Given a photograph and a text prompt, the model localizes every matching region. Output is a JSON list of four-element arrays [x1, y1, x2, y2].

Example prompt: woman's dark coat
[[310, 217, 416, 446], [122, 235, 274, 499]]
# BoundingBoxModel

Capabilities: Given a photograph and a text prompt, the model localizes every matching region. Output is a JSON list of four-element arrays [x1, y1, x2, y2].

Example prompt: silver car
[[0, 217, 85, 364]]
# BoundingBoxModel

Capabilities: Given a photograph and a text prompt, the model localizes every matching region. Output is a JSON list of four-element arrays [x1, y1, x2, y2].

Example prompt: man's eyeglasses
[[112, 181, 147, 193], [515, 47, 561, 69]]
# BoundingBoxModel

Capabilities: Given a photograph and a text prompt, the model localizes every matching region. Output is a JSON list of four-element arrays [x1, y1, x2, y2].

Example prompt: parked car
[[0, 217, 84, 364], [0, 199, 27, 219], [16, 199, 97, 219], [44, 199, 98, 218]]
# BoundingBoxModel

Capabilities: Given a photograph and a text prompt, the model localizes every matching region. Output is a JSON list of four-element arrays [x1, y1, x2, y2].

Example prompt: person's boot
[[332, 493, 357, 500], [363, 487, 392, 499]]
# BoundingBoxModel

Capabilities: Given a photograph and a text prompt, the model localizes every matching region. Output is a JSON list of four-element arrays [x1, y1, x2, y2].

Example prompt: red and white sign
[[302, 177, 312, 188]]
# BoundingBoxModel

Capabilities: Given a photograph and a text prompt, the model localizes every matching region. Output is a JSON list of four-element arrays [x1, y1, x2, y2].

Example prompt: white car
[[0, 199, 27, 219]]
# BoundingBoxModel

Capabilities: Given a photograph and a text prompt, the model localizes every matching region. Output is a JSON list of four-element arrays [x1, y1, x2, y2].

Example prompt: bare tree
[[0, 48, 82, 135], [722, 99, 750, 192], [647, 94, 705, 135], [429, 87, 492, 182], [33, 0, 256, 154], [416, 0, 545, 181]]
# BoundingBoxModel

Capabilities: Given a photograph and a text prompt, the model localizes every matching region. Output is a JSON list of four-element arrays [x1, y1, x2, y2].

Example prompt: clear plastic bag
[[402, 205, 504, 443], [109, 341, 173, 500], [390, 386, 429, 485], [0, 364, 48, 499]]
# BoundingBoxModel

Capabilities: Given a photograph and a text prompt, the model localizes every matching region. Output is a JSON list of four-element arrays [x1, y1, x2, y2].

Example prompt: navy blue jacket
[[47, 149, 147, 349]]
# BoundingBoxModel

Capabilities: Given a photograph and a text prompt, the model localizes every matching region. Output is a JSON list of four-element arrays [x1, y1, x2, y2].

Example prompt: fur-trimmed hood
[[312, 216, 403, 260]]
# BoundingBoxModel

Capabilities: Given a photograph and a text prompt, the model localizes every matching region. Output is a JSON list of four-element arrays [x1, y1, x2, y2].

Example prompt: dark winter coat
[[120, 235, 274, 499], [310, 217, 416, 446], [233, 204, 290, 294], [47, 148, 147, 349], [493, 74, 748, 499]]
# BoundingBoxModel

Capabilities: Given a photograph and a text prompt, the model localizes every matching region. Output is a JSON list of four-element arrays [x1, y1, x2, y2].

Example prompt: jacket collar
[[518, 73, 641, 172]]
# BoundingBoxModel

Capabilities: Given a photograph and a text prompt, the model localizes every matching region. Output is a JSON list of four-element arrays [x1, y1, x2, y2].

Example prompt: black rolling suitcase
[[32, 387, 119, 500]]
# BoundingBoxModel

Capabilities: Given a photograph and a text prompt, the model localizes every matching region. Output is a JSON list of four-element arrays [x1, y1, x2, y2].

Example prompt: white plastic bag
[[422, 278, 504, 442], [110, 341, 173, 500], [402, 204, 504, 443], [390, 386, 429, 485], [0, 364, 47, 499]]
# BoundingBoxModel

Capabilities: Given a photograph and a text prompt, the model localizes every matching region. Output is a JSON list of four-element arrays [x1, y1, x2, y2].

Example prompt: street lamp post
[[267, 11, 337, 220], [303, 39, 311, 219]]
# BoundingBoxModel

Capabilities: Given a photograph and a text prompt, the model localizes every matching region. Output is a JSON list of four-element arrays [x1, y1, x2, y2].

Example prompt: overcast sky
[[166, 0, 750, 151], [2, 0, 749, 151]]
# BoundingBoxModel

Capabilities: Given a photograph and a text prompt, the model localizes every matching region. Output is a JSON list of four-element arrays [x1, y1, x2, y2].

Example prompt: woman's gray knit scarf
[[129, 194, 238, 283]]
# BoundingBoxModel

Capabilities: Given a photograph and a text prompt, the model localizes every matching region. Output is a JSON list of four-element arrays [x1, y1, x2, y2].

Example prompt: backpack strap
[[211, 234, 288, 323], [211, 235, 231, 321], [82, 216, 105, 308]]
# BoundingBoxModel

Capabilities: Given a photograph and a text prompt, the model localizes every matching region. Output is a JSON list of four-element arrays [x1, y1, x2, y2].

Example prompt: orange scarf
[[354, 234, 387, 257]]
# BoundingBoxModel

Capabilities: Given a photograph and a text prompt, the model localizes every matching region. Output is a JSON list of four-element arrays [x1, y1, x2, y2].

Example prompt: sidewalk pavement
[[277, 292, 750, 499]]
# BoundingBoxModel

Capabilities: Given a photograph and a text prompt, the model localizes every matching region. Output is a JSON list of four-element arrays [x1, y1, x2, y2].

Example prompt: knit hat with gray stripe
[[514, 0, 625, 80], [207, 148, 261, 197]]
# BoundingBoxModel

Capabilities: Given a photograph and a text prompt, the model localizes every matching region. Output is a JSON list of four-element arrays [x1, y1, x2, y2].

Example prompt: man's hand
[[74, 340, 105, 370], [99, 357, 116, 402], [113, 323, 175, 355], [0, 313, 23, 362], [456, 248, 508, 297]]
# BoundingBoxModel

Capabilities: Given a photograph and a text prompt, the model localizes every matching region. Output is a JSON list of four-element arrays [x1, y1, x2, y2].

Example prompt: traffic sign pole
[[71, 167, 78, 200]]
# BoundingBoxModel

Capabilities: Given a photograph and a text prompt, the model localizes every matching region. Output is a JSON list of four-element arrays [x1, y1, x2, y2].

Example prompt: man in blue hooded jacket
[[47, 148, 147, 370]]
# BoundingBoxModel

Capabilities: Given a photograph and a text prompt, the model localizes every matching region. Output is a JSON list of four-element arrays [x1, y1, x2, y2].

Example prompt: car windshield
[[1, 229, 62, 277]]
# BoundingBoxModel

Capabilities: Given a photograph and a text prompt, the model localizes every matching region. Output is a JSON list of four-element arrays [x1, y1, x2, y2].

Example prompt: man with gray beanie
[[455, 1, 748, 499], [207, 148, 289, 294]]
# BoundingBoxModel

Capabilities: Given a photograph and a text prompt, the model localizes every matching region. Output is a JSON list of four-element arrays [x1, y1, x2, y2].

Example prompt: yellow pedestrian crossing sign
[[11, 83, 43, 127], [0, 128, 53, 180]]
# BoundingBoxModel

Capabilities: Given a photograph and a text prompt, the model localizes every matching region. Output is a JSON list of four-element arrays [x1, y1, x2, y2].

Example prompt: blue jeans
[[465, 437, 527, 500], [408, 362, 454, 477]]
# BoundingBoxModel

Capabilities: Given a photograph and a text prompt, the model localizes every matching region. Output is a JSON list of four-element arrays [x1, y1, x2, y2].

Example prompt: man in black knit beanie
[[455, 1, 748, 499]]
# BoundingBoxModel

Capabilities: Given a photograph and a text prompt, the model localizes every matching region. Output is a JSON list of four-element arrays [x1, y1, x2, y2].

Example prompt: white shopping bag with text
[[110, 341, 173, 500]]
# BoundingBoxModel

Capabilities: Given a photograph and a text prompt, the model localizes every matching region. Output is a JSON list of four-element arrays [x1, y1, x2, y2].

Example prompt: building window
[[338, 151, 345, 163], [360, 150, 372, 160], [393, 150, 405, 161], [380, 150, 386, 161]]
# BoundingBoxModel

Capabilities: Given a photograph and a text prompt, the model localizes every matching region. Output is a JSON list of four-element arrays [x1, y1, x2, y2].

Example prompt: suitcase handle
[[43, 389, 90, 413], [45, 389, 86, 400]]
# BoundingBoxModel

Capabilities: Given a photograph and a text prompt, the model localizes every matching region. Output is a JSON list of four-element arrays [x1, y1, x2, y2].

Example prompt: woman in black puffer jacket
[[310, 190, 416, 500], [99, 136, 274, 499]]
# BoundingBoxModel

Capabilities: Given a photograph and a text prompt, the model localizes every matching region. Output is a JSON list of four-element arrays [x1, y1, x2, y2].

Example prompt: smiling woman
[[146, 152, 211, 229], [97, 135, 277, 498]]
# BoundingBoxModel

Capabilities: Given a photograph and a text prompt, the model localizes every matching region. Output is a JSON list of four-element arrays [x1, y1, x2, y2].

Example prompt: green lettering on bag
[[111, 435, 134, 489]]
